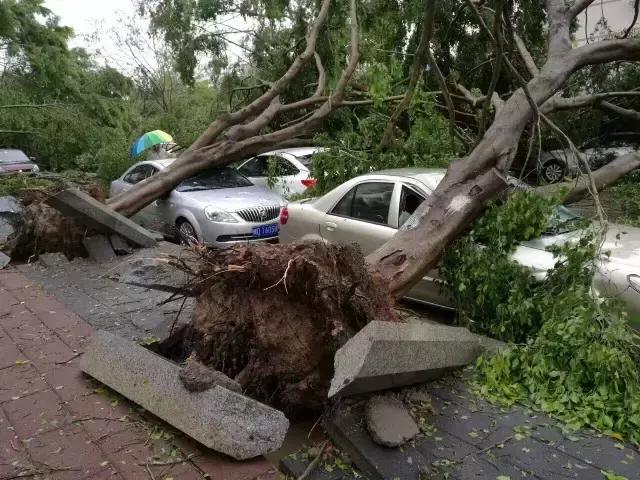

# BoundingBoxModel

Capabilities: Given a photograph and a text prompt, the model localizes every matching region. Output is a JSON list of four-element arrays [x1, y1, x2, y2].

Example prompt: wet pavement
[[0, 265, 277, 480]]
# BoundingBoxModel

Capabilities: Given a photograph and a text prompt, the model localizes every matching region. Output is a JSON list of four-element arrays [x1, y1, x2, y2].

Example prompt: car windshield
[[0, 150, 30, 164], [176, 167, 253, 192], [545, 205, 582, 235]]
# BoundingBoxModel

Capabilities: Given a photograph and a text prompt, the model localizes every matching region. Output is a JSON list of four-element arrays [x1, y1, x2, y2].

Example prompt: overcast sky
[[44, 0, 139, 65]]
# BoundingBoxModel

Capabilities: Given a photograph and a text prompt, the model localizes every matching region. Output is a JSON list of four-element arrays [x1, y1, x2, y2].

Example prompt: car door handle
[[325, 221, 337, 231]]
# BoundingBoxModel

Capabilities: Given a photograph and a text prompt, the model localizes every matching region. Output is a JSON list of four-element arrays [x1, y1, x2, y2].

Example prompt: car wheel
[[177, 219, 198, 246], [541, 159, 566, 183]]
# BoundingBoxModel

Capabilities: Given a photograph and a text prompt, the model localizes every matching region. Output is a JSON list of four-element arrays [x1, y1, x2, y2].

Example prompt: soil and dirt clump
[[162, 242, 399, 414], [0, 183, 105, 260]]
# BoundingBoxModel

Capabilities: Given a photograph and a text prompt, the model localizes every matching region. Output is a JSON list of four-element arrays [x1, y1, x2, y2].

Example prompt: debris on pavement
[[82, 234, 117, 262], [80, 330, 289, 460], [365, 394, 419, 447], [109, 233, 133, 255], [116, 255, 194, 293], [37, 251, 69, 268], [45, 188, 157, 248], [0, 250, 10, 269], [329, 321, 482, 398]]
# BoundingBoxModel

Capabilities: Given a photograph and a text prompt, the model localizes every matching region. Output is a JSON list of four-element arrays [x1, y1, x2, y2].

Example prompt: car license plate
[[252, 223, 279, 238]]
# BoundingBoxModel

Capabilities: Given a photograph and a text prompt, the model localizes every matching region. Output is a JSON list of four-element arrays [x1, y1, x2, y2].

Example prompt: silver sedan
[[110, 159, 286, 247], [280, 168, 640, 324]]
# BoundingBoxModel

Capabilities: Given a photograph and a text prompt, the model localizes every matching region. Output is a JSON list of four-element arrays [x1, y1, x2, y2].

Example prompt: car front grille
[[216, 234, 279, 243], [235, 205, 280, 223]]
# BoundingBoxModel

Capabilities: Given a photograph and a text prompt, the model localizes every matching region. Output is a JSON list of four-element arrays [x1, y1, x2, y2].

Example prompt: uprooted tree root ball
[[170, 242, 399, 414], [2, 187, 104, 260]]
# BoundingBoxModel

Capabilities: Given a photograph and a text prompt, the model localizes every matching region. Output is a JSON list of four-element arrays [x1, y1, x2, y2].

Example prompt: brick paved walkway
[[0, 267, 278, 480]]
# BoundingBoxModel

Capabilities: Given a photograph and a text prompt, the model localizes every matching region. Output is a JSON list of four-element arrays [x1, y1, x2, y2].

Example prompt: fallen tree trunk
[[367, 3, 640, 297], [535, 151, 640, 204]]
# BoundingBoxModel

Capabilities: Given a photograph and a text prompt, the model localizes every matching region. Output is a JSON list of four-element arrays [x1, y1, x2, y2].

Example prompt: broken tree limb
[[541, 91, 640, 114], [186, 0, 331, 152], [597, 100, 640, 121], [378, 0, 438, 150], [107, 0, 361, 217], [535, 151, 640, 204]]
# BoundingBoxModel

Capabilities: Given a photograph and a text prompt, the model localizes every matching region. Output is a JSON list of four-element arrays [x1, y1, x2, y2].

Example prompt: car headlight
[[204, 206, 237, 223], [32, 165, 40, 173]]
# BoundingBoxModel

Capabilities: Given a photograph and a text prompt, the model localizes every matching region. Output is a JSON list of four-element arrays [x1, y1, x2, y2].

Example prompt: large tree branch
[[427, 49, 457, 144], [514, 32, 539, 76], [567, 0, 598, 19], [377, 0, 437, 150], [224, 96, 282, 141], [597, 100, 640, 121], [0, 103, 70, 109], [536, 151, 640, 204], [546, 0, 572, 56], [541, 91, 640, 113], [479, 0, 504, 133], [186, 0, 331, 151], [622, 0, 640, 39]]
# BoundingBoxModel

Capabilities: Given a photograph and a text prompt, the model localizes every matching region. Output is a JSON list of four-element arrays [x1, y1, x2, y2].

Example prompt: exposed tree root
[[3, 188, 103, 259], [167, 242, 399, 414]]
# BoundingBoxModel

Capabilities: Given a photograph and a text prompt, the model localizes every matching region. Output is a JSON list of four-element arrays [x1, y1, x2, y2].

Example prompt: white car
[[237, 147, 325, 197], [280, 168, 640, 325]]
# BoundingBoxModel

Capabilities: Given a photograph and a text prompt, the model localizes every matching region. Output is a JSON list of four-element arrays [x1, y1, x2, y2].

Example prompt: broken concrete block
[[329, 321, 481, 398], [38, 252, 69, 268], [0, 251, 10, 269], [366, 394, 419, 447], [109, 234, 133, 255], [82, 235, 117, 263], [179, 356, 242, 393], [80, 331, 289, 460], [0, 196, 23, 251], [45, 189, 156, 248]]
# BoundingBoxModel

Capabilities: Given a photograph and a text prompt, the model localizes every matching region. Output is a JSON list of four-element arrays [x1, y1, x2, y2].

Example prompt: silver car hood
[[174, 186, 283, 212], [519, 223, 640, 271]]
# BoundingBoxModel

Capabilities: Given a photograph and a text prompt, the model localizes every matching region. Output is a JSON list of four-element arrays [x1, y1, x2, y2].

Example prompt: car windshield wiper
[[178, 186, 214, 192]]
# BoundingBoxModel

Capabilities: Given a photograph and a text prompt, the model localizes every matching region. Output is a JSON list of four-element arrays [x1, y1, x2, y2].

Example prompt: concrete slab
[[82, 235, 117, 263], [365, 394, 418, 447], [0, 251, 10, 269], [329, 321, 481, 398], [45, 189, 156, 248], [80, 330, 289, 460]]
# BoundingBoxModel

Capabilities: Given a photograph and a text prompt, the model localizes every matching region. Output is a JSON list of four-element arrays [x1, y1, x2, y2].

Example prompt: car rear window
[[0, 150, 30, 164], [176, 167, 253, 191]]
